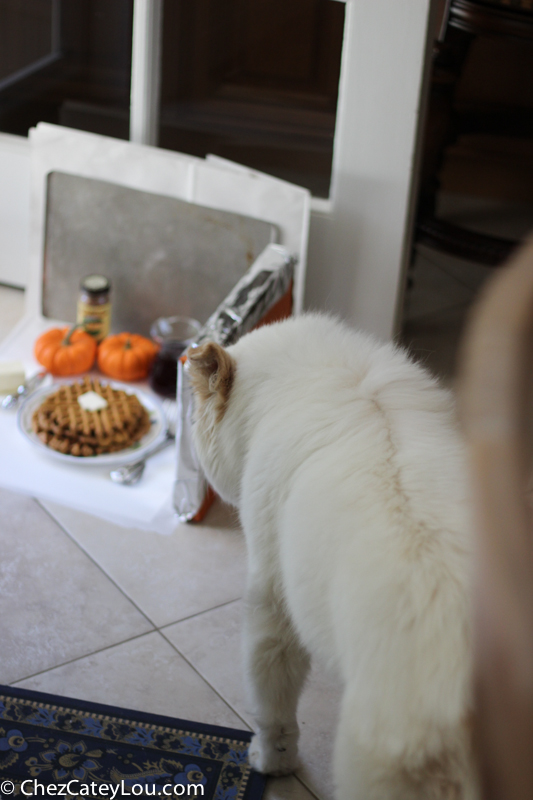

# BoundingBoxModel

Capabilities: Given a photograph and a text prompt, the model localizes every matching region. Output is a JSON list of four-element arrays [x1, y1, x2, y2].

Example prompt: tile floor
[[400, 243, 492, 382], [401, 193, 533, 382], [0, 191, 531, 800]]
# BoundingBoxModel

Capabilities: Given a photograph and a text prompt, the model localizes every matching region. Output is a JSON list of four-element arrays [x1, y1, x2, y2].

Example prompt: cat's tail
[[333, 701, 478, 800]]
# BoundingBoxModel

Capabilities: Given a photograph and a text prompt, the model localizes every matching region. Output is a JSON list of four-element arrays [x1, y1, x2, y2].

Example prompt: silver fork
[[109, 398, 178, 486]]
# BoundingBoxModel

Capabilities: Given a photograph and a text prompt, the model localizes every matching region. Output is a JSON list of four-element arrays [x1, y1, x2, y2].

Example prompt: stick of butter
[[0, 361, 25, 394]]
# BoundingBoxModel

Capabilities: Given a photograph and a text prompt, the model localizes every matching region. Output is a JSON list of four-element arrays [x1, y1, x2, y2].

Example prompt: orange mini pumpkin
[[34, 326, 97, 376], [97, 333, 159, 381]]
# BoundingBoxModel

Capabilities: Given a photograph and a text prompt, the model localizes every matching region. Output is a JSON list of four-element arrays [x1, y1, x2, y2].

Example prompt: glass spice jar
[[76, 274, 112, 342]]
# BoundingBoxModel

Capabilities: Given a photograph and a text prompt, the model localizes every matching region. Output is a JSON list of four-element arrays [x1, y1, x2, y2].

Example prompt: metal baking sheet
[[42, 171, 278, 336]]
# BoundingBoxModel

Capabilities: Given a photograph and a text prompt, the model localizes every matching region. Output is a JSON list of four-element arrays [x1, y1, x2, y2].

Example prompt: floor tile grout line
[[20, 507, 251, 729], [403, 304, 467, 326], [414, 247, 491, 293], [36, 500, 249, 624], [32, 463, 323, 797], [37, 500, 244, 632], [9, 629, 155, 686], [424, 256, 480, 290], [408, 266, 476, 300], [402, 299, 471, 326], [295, 774, 323, 800], [424, 263, 483, 295], [158, 597, 242, 631], [9, 601, 241, 687], [36, 499, 158, 631], [158, 628, 252, 732]]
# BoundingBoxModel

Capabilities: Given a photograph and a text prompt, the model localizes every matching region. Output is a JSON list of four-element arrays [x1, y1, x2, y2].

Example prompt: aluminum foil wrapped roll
[[173, 244, 295, 522]]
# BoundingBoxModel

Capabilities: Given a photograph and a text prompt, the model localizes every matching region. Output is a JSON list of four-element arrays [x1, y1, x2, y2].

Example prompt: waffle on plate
[[31, 377, 151, 457]]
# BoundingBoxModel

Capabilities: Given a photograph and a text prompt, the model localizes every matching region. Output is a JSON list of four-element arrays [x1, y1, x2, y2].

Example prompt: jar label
[[77, 301, 111, 342]]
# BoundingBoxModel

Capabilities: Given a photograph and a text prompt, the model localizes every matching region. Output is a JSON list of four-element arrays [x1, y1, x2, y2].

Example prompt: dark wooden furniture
[[0, 0, 133, 141], [417, 0, 533, 265], [159, 0, 345, 197], [459, 235, 533, 799], [0, 0, 345, 198]]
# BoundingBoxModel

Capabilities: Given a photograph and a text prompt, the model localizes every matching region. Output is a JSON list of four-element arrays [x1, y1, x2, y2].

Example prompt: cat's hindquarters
[[333, 686, 478, 800]]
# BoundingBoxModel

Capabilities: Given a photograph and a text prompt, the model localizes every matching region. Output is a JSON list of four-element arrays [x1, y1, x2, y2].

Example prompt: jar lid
[[80, 274, 111, 295]]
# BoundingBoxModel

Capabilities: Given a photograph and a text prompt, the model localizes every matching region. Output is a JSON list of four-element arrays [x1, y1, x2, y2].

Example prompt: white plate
[[17, 380, 167, 467]]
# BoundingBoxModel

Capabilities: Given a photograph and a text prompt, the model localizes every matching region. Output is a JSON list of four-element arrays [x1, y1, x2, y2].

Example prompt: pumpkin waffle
[[31, 377, 151, 456]]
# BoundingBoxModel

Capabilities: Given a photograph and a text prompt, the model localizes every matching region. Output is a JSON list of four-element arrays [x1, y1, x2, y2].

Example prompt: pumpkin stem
[[62, 323, 85, 346], [124, 338, 132, 350]]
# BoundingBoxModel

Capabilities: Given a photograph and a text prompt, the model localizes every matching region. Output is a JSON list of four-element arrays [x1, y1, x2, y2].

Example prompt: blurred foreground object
[[459, 235, 533, 799]]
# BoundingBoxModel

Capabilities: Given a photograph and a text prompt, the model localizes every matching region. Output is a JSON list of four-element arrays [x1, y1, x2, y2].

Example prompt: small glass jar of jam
[[149, 315, 201, 398], [77, 274, 112, 342]]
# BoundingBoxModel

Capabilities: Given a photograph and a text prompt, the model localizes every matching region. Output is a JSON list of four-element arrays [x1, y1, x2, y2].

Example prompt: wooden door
[[0, 0, 132, 140]]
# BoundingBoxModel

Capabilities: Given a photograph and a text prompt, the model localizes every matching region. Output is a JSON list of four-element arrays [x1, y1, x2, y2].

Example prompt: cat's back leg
[[243, 569, 310, 777]]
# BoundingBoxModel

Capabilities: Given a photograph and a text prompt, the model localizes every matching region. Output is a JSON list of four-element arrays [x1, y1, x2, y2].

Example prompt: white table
[[0, 314, 180, 535]]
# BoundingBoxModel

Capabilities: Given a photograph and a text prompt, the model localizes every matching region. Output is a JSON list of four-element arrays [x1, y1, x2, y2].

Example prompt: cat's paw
[[247, 730, 299, 777]]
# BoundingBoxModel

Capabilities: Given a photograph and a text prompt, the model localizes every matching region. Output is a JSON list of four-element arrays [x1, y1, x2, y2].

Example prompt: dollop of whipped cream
[[77, 391, 108, 411]]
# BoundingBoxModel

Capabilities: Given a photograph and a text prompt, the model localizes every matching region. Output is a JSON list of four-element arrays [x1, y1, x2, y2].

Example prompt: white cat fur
[[187, 314, 477, 800]]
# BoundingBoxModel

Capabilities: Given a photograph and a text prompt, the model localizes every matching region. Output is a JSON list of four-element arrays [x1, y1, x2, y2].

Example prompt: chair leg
[[416, 23, 522, 265], [418, 25, 475, 220]]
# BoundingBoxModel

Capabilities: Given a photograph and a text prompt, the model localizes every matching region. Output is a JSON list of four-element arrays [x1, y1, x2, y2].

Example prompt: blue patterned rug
[[0, 686, 266, 799]]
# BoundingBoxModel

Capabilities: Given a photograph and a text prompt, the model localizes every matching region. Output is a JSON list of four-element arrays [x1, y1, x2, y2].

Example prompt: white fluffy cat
[[187, 314, 477, 800]]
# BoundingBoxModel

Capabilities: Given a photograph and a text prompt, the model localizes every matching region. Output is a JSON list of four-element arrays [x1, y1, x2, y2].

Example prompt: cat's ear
[[187, 342, 236, 416]]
